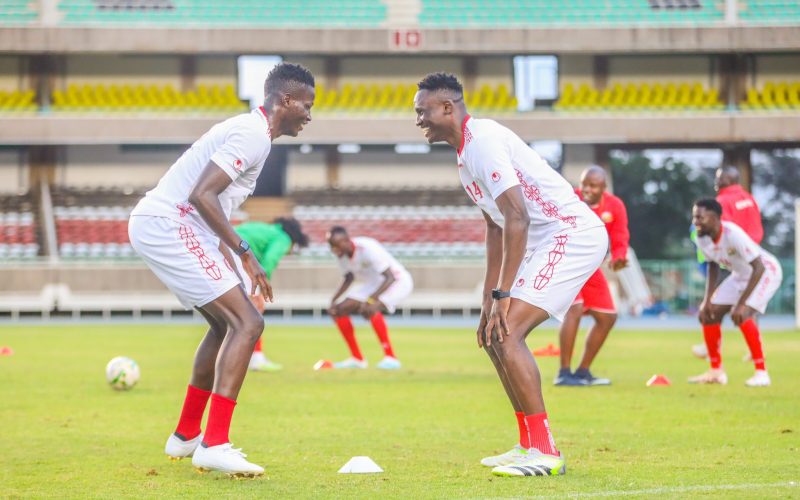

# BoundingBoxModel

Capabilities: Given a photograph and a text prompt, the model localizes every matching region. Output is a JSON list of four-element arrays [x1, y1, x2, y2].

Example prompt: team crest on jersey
[[234, 159, 244, 173], [727, 248, 737, 256], [600, 211, 614, 223], [491, 171, 501, 182]]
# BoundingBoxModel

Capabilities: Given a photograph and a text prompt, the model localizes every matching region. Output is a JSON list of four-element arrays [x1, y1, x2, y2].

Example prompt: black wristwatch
[[491, 288, 511, 300], [234, 239, 250, 256]]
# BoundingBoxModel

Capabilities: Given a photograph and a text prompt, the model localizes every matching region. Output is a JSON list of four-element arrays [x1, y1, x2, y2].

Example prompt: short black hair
[[274, 217, 309, 248], [328, 225, 348, 238], [264, 62, 315, 98], [417, 72, 463, 96], [694, 198, 722, 217]]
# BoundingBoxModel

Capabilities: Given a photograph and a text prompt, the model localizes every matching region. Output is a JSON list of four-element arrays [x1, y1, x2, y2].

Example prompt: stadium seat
[[0, 193, 40, 260], [741, 81, 800, 110], [554, 81, 724, 112], [0, 90, 38, 112], [0, 0, 39, 25], [57, 0, 387, 27], [50, 83, 247, 113]]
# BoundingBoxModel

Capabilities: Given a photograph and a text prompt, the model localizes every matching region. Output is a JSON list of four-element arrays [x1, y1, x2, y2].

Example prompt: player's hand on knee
[[485, 298, 511, 344], [476, 307, 489, 348], [242, 252, 272, 302], [731, 304, 747, 326]]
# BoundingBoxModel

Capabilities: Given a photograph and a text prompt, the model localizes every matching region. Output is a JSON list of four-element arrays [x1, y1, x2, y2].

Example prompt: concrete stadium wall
[[559, 55, 594, 90], [195, 56, 238, 88], [754, 54, 800, 88], [0, 55, 25, 90], [56, 145, 181, 190], [607, 56, 712, 85], [0, 150, 28, 194], [61, 55, 182, 88]]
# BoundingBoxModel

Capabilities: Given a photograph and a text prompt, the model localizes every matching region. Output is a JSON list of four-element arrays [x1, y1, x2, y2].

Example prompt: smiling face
[[279, 84, 314, 137], [580, 173, 606, 206], [414, 89, 454, 144], [692, 205, 719, 237]]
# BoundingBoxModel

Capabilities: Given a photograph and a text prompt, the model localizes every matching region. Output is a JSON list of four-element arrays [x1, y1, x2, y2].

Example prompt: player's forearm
[[331, 276, 354, 303], [498, 212, 529, 291], [703, 263, 720, 302], [370, 273, 396, 301], [189, 190, 242, 251], [738, 259, 765, 307], [483, 224, 503, 297]]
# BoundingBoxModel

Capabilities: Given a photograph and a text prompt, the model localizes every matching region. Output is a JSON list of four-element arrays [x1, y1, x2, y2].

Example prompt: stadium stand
[[58, 0, 387, 27], [554, 82, 724, 111], [0, 90, 37, 112], [314, 82, 518, 114], [738, 0, 800, 23], [740, 81, 800, 110], [0, 192, 40, 260], [419, 0, 724, 26], [51, 83, 247, 113], [0, 0, 39, 25], [290, 189, 484, 259]]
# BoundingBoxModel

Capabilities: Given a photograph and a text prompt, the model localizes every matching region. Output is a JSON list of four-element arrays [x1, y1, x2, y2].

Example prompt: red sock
[[524, 412, 558, 455], [334, 316, 363, 360], [203, 393, 237, 447], [174, 384, 211, 441], [515, 411, 530, 448], [253, 337, 262, 353], [702, 323, 722, 369], [370, 312, 396, 358], [740, 318, 766, 370]]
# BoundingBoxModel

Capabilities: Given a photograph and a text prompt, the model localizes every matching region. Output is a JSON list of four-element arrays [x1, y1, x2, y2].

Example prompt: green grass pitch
[[1, 322, 798, 498]]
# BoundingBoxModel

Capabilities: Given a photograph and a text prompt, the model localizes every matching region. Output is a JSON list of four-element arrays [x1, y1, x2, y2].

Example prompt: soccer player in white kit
[[414, 73, 607, 477], [326, 226, 413, 369], [690, 198, 781, 387], [128, 63, 315, 476]]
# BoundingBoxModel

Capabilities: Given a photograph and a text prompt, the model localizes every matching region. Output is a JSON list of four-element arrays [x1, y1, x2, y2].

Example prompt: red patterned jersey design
[[179, 223, 222, 281], [176, 203, 195, 218], [515, 170, 577, 228], [534, 234, 568, 290]]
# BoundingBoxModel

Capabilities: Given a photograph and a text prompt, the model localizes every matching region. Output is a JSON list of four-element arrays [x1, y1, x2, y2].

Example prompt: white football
[[105, 356, 140, 391]]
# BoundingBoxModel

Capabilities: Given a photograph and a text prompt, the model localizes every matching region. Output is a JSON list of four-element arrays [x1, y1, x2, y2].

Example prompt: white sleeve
[[210, 125, 267, 181], [468, 136, 520, 200], [362, 241, 392, 274], [731, 227, 761, 264]]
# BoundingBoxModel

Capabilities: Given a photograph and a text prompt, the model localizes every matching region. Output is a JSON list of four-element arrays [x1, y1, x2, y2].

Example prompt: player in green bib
[[234, 217, 309, 371]]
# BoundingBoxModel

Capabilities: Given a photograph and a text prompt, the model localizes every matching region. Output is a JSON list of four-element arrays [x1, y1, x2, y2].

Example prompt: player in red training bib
[[325, 226, 413, 370], [128, 63, 315, 476], [555, 166, 629, 386], [690, 198, 781, 387], [414, 73, 607, 478]]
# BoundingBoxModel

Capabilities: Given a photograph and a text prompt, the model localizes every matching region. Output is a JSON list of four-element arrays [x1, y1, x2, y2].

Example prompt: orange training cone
[[313, 359, 333, 370], [646, 374, 671, 386], [532, 343, 560, 357]]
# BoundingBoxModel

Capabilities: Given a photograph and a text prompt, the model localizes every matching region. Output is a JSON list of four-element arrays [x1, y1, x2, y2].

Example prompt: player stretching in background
[[414, 73, 606, 477], [128, 63, 315, 476], [690, 199, 781, 387], [233, 218, 309, 372], [692, 165, 764, 360], [326, 226, 412, 370], [555, 166, 629, 386]]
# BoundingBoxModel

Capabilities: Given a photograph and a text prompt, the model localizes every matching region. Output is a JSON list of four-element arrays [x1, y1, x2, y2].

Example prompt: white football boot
[[192, 443, 264, 477], [688, 368, 728, 385], [376, 356, 402, 370], [333, 357, 368, 369], [480, 445, 529, 467], [491, 449, 566, 477], [248, 352, 283, 372], [745, 370, 771, 387], [165, 433, 202, 461]]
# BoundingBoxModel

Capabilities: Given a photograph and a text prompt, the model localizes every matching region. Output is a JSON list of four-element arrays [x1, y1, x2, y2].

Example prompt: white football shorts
[[344, 272, 414, 314], [510, 225, 608, 322], [128, 215, 242, 309], [711, 261, 782, 314]]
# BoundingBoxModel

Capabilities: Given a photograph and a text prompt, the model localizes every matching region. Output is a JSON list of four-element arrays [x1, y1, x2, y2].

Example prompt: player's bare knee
[[237, 314, 265, 342]]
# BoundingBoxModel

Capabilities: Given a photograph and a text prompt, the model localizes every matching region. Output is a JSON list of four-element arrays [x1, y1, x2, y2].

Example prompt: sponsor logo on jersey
[[234, 159, 244, 173], [516, 278, 525, 287], [491, 171, 501, 182]]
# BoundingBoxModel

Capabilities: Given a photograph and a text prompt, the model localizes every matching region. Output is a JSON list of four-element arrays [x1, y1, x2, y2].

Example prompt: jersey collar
[[258, 106, 272, 139], [712, 223, 724, 244], [457, 114, 471, 156]]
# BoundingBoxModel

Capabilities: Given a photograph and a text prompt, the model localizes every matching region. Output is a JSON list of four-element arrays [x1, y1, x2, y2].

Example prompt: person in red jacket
[[715, 166, 763, 243], [692, 165, 765, 360], [555, 166, 629, 386]]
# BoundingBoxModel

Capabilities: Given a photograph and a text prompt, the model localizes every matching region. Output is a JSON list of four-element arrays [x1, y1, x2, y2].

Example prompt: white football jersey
[[131, 106, 272, 235], [697, 221, 780, 280], [337, 237, 409, 282], [456, 116, 602, 246]]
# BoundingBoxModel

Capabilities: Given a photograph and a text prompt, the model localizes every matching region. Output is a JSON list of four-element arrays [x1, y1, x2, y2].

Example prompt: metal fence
[[639, 259, 795, 315]]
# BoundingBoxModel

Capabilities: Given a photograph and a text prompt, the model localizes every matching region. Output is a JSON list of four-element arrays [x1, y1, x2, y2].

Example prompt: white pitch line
[[483, 480, 798, 500]]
